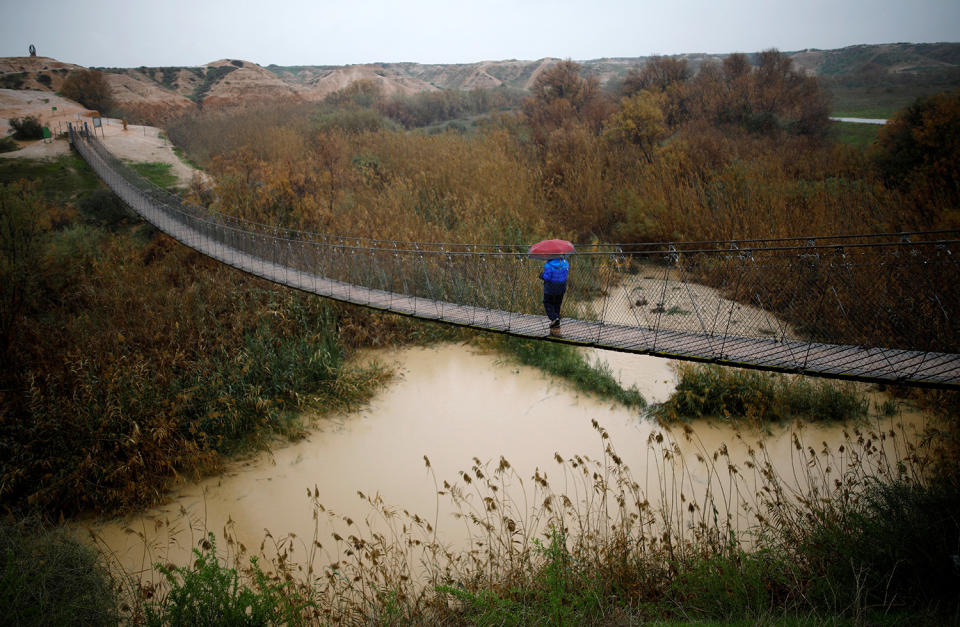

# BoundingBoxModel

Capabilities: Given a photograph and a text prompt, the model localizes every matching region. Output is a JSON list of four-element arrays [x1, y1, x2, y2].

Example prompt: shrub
[[144, 533, 313, 626], [0, 136, 17, 153], [60, 69, 114, 113], [873, 90, 960, 211], [9, 116, 44, 140], [786, 478, 960, 616], [0, 518, 118, 626], [77, 189, 130, 229]]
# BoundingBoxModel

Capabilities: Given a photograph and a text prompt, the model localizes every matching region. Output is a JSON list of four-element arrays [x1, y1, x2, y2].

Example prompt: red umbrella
[[529, 239, 575, 259]]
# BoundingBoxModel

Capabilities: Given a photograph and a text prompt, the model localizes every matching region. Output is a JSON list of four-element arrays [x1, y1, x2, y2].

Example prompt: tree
[[601, 91, 668, 161], [873, 91, 960, 210], [622, 56, 691, 97], [60, 69, 115, 113], [688, 50, 830, 137], [523, 60, 610, 145]]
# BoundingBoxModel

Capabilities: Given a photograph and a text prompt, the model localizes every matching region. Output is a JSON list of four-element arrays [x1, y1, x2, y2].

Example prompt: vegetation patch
[[143, 533, 313, 626], [9, 116, 44, 140], [0, 518, 118, 626], [127, 160, 179, 189], [0, 183, 390, 518], [492, 334, 646, 409], [191, 65, 238, 104], [652, 363, 869, 424], [0, 72, 26, 89], [0, 153, 101, 201], [830, 120, 881, 148]]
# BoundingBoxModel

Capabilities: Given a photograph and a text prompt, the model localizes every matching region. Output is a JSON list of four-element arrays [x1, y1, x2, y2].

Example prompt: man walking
[[539, 257, 569, 330]]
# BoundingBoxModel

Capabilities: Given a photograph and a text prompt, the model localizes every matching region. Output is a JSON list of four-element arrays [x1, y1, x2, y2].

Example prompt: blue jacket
[[540, 258, 569, 295]]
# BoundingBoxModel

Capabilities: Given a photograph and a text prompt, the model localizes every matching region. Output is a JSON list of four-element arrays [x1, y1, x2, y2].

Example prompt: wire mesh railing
[[70, 124, 960, 388]]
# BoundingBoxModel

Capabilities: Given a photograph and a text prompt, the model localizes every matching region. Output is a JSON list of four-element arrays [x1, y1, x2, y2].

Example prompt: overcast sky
[[3, 0, 959, 68]]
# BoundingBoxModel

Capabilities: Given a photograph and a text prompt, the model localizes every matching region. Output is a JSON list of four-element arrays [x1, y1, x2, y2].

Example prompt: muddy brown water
[[81, 343, 929, 582]]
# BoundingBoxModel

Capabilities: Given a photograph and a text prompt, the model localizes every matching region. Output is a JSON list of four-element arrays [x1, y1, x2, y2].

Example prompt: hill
[[1, 42, 958, 124]]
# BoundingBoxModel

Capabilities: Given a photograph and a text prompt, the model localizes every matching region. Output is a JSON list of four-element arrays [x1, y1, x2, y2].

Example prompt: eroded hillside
[[1, 42, 958, 125]]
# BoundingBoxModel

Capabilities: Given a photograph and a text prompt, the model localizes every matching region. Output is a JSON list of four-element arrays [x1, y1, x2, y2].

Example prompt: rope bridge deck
[[70, 127, 960, 389]]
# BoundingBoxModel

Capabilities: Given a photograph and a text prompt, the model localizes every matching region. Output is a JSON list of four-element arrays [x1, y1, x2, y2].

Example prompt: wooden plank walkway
[[76, 136, 960, 389]]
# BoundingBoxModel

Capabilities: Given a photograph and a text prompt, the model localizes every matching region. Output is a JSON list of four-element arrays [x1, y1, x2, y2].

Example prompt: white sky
[[2, 0, 959, 68]]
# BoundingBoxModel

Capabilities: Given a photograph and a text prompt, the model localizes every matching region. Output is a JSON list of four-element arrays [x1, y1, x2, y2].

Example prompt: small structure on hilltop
[[29, 44, 36, 57]]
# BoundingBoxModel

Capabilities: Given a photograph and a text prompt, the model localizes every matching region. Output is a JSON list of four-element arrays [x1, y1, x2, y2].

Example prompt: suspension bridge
[[69, 126, 960, 389]]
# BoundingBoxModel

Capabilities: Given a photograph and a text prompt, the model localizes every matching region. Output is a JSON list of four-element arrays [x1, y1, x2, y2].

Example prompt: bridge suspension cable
[[69, 125, 960, 388]]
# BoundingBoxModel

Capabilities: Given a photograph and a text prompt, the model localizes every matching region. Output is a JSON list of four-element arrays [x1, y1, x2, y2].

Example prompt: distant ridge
[[2, 42, 958, 124]]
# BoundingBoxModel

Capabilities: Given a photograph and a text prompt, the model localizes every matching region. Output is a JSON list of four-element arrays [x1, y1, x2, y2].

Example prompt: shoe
[[549, 319, 560, 329]]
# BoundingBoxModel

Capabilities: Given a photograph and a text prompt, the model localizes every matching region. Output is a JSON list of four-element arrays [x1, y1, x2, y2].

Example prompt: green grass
[[831, 120, 882, 148], [127, 160, 179, 189], [171, 145, 201, 171], [0, 153, 101, 202], [494, 334, 646, 409], [829, 84, 958, 119]]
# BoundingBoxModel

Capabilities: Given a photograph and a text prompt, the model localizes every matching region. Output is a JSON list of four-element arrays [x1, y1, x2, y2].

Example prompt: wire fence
[[70, 124, 960, 388]]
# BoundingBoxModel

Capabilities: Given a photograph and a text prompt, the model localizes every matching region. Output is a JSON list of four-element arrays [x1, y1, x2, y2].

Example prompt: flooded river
[[82, 343, 929, 582]]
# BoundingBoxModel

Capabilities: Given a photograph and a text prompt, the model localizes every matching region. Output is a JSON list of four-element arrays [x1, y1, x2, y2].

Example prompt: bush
[[144, 533, 313, 626], [77, 189, 130, 229], [0, 136, 18, 153], [0, 73, 25, 89], [9, 116, 44, 140], [797, 478, 960, 613], [60, 69, 114, 113], [0, 518, 118, 626]]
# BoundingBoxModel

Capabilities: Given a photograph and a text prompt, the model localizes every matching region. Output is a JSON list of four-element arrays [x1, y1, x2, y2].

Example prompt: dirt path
[[1, 88, 200, 187]]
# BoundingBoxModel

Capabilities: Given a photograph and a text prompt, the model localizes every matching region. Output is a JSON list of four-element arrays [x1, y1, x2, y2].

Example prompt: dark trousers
[[543, 292, 564, 321]]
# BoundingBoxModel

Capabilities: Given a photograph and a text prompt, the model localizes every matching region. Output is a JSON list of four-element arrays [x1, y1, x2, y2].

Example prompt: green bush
[[9, 116, 44, 140], [0, 136, 18, 153], [311, 106, 395, 134], [793, 478, 960, 615], [145, 533, 313, 626], [77, 189, 131, 229], [0, 519, 118, 626], [438, 526, 602, 625]]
